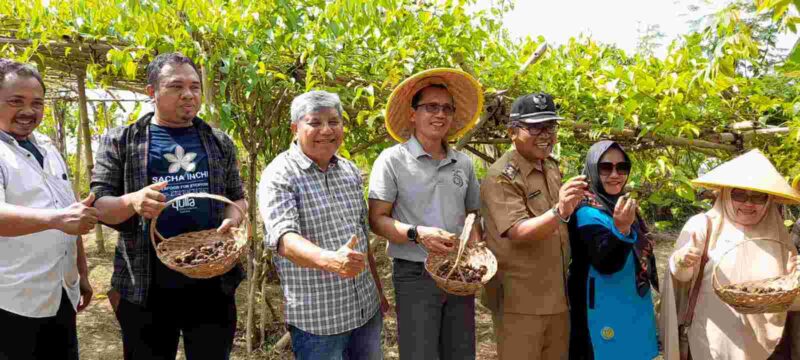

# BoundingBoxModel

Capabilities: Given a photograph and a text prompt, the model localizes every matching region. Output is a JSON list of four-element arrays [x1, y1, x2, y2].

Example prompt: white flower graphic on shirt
[[164, 145, 197, 173]]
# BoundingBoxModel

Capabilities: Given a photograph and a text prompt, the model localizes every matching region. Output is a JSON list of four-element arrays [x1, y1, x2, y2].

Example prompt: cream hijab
[[660, 188, 794, 360]]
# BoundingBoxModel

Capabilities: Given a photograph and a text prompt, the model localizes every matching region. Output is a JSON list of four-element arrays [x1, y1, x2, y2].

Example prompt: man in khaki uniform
[[481, 92, 588, 359]]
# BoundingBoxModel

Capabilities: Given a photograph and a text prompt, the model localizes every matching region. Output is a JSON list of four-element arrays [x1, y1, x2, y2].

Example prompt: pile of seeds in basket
[[726, 284, 785, 294], [436, 259, 488, 283], [159, 240, 237, 266]]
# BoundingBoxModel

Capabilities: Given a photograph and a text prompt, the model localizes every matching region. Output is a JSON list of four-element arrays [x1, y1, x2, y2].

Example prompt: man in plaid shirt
[[258, 90, 388, 360], [91, 53, 247, 360]]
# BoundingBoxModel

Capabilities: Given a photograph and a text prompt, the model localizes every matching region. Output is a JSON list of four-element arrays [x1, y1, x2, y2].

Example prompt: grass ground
[[75, 227, 677, 359]]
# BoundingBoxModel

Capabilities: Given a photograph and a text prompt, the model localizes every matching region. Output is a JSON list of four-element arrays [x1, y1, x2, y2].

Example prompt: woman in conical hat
[[660, 149, 800, 360]]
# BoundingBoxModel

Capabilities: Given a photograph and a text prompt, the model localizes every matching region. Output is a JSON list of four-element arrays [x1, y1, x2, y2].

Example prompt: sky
[[477, 0, 798, 58]]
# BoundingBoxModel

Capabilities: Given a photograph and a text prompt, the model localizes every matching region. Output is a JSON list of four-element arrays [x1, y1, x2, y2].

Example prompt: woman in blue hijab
[[567, 140, 659, 360]]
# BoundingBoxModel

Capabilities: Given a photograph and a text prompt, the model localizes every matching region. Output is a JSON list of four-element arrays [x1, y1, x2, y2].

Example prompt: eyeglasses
[[598, 161, 631, 176], [518, 123, 558, 136], [730, 189, 769, 205], [414, 103, 456, 115], [303, 119, 342, 130]]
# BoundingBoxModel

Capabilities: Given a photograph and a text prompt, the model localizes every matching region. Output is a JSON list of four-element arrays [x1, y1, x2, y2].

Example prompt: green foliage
[[0, 0, 798, 229]]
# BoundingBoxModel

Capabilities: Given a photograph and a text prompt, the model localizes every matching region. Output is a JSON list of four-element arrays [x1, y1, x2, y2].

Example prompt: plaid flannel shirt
[[258, 143, 379, 335], [91, 112, 246, 305]]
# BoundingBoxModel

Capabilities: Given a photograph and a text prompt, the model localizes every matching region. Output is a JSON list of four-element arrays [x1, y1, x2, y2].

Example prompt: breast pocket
[[525, 189, 551, 216]]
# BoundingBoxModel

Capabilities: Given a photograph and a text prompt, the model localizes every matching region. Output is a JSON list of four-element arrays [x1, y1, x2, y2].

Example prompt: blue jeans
[[289, 309, 383, 360]]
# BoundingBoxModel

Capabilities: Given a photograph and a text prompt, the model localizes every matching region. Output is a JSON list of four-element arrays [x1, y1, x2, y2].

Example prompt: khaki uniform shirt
[[480, 149, 570, 315]]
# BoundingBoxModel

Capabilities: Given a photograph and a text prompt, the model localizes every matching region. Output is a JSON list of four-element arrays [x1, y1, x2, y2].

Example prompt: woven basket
[[713, 237, 800, 314], [425, 244, 498, 296], [424, 214, 498, 296], [150, 193, 249, 279]]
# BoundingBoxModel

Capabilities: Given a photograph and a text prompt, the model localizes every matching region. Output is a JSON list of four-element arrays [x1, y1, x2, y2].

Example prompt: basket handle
[[149, 192, 248, 247], [712, 237, 798, 291], [445, 213, 476, 279]]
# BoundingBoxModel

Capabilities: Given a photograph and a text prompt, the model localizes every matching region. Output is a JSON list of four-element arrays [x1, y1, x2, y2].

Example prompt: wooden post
[[77, 72, 105, 253]]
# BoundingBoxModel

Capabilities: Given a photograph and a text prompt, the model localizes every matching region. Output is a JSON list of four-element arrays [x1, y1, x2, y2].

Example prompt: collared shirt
[[480, 149, 570, 315], [368, 135, 481, 263], [90, 112, 245, 305], [258, 142, 379, 336], [0, 131, 80, 318]]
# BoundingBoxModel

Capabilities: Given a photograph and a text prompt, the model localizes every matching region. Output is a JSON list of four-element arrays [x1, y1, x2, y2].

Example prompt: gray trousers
[[392, 258, 476, 360]]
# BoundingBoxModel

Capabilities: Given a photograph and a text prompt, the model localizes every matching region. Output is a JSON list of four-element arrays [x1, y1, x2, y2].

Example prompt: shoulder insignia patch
[[502, 163, 518, 180]]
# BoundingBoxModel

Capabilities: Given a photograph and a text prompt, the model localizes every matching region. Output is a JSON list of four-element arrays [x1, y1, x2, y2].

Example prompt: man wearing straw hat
[[91, 53, 247, 359], [480, 92, 589, 359], [258, 90, 387, 360], [369, 68, 484, 359], [0, 59, 95, 359]]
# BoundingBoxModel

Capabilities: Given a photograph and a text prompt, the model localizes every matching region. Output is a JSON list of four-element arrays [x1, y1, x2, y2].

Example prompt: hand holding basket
[[713, 237, 800, 314], [150, 193, 249, 279], [424, 214, 497, 296]]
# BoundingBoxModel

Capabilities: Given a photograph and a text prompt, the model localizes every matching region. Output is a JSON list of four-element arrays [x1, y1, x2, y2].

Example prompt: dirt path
[[76, 228, 677, 359]]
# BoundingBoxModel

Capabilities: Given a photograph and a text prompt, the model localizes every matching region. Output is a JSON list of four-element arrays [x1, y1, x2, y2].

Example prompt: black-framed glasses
[[519, 123, 558, 136], [730, 189, 769, 205], [598, 161, 631, 176], [414, 103, 456, 115]]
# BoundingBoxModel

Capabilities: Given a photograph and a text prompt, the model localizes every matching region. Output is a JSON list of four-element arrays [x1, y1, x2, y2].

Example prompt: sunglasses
[[414, 103, 456, 115], [598, 161, 631, 176], [730, 189, 769, 205]]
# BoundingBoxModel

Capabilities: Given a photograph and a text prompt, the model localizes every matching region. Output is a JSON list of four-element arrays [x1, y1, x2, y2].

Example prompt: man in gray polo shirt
[[369, 69, 483, 360]]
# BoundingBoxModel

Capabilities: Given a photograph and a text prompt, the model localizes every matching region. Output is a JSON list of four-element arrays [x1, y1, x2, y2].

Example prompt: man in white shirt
[[0, 59, 96, 360]]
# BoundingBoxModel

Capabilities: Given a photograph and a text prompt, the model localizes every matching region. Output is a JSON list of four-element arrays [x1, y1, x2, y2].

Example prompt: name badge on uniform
[[527, 190, 541, 199]]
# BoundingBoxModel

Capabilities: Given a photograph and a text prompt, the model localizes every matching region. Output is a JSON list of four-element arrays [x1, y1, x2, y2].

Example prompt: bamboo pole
[[469, 120, 739, 153], [463, 144, 495, 163], [272, 332, 291, 354], [77, 73, 105, 253], [73, 113, 82, 196]]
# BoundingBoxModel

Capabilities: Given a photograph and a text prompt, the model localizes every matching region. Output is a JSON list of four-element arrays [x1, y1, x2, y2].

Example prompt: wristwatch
[[407, 225, 418, 243], [551, 206, 570, 224]]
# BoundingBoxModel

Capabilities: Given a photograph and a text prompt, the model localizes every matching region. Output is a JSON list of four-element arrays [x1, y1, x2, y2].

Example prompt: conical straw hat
[[691, 149, 800, 204], [385, 68, 484, 142]]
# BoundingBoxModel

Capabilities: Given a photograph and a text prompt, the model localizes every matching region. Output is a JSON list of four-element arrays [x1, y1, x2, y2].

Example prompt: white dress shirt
[[0, 131, 80, 318]]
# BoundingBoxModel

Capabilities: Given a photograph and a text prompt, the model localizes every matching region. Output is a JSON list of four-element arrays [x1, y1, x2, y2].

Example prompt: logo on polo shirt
[[452, 169, 465, 187], [164, 145, 197, 174]]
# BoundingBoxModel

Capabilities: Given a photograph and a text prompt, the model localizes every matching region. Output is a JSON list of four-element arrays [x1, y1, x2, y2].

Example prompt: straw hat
[[691, 149, 800, 204], [385, 68, 484, 142]]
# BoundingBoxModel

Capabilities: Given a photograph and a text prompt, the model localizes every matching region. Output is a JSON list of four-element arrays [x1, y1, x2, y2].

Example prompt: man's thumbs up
[[345, 235, 358, 250], [81, 192, 96, 206], [322, 235, 366, 279], [56, 193, 99, 236]]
